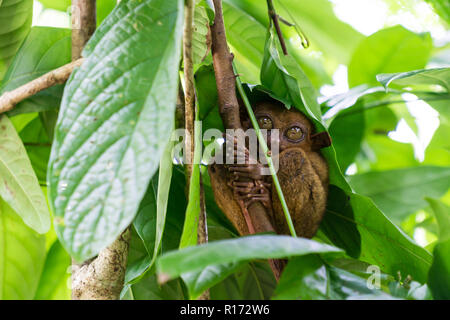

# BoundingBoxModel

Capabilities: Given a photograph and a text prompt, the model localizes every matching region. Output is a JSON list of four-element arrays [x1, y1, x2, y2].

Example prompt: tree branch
[[72, 0, 97, 60], [266, 0, 288, 55], [211, 0, 282, 280], [0, 59, 84, 114], [71, 229, 131, 300]]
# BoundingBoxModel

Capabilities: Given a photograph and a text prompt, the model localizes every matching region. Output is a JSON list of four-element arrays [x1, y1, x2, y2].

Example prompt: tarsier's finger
[[229, 166, 264, 179]]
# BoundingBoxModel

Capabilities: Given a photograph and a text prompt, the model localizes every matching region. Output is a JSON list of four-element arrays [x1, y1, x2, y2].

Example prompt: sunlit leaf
[[0, 27, 71, 116], [34, 240, 71, 300], [348, 26, 433, 87], [348, 166, 450, 222], [377, 67, 450, 92], [0, 198, 46, 299], [0, 115, 50, 233], [0, 0, 33, 80]]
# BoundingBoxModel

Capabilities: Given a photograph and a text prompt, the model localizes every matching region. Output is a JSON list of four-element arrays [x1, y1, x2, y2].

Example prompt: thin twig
[[277, 15, 294, 27], [184, 0, 210, 299], [0, 59, 84, 114], [184, 0, 196, 177], [266, 0, 288, 55]]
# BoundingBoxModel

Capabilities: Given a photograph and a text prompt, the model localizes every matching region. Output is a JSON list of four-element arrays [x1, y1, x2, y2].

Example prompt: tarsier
[[208, 98, 331, 241]]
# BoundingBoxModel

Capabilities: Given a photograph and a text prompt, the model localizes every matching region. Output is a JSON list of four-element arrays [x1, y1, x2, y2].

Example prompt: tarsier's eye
[[285, 126, 304, 141], [257, 116, 273, 130]]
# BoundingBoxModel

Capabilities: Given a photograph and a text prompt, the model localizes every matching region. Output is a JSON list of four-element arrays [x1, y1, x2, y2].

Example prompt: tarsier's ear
[[311, 131, 332, 150]]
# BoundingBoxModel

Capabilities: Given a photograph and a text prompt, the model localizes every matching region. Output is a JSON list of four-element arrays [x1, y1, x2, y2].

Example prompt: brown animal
[[208, 99, 331, 238]]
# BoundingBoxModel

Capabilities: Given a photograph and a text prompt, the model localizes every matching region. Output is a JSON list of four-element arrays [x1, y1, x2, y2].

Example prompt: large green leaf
[[179, 122, 202, 248], [0, 0, 33, 80], [273, 255, 396, 299], [0, 27, 71, 116], [425, 0, 450, 24], [426, 198, 450, 299], [348, 166, 450, 222], [0, 197, 46, 299], [126, 140, 174, 284], [348, 26, 433, 87], [48, 0, 184, 261], [320, 186, 433, 284], [19, 117, 51, 183], [260, 28, 322, 122], [222, 0, 331, 87], [156, 235, 343, 281], [377, 68, 450, 92], [0, 115, 50, 233]]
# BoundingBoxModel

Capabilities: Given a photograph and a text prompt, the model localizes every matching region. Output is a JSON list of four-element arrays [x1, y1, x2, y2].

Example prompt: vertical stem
[[71, 0, 97, 60], [183, 0, 196, 179], [183, 0, 209, 299]]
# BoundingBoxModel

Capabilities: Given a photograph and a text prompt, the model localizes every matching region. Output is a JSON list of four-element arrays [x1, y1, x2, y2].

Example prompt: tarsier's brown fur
[[209, 99, 331, 239]]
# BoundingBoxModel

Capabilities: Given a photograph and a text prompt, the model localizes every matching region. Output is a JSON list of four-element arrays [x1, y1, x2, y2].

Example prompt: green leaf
[[0, 27, 71, 116], [0, 0, 33, 80], [377, 68, 450, 93], [0, 197, 46, 299], [48, 0, 184, 261], [131, 273, 185, 300], [179, 121, 202, 248], [0, 115, 50, 233], [38, 0, 69, 11], [348, 26, 433, 87], [348, 166, 450, 223], [425, 0, 450, 24], [426, 198, 450, 299], [273, 255, 396, 300], [19, 117, 51, 183], [127, 140, 175, 283], [320, 186, 433, 284], [260, 27, 322, 122], [193, 5, 211, 68], [182, 261, 247, 299], [157, 235, 342, 281], [258, 28, 432, 285], [328, 102, 365, 171], [34, 240, 71, 300], [222, 1, 331, 87]]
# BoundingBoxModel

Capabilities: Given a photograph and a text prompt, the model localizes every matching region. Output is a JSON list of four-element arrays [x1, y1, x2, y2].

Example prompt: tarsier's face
[[245, 101, 315, 153]]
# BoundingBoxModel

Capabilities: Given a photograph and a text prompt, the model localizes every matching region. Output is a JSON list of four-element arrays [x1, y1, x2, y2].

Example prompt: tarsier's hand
[[224, 135, 272, 214]]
